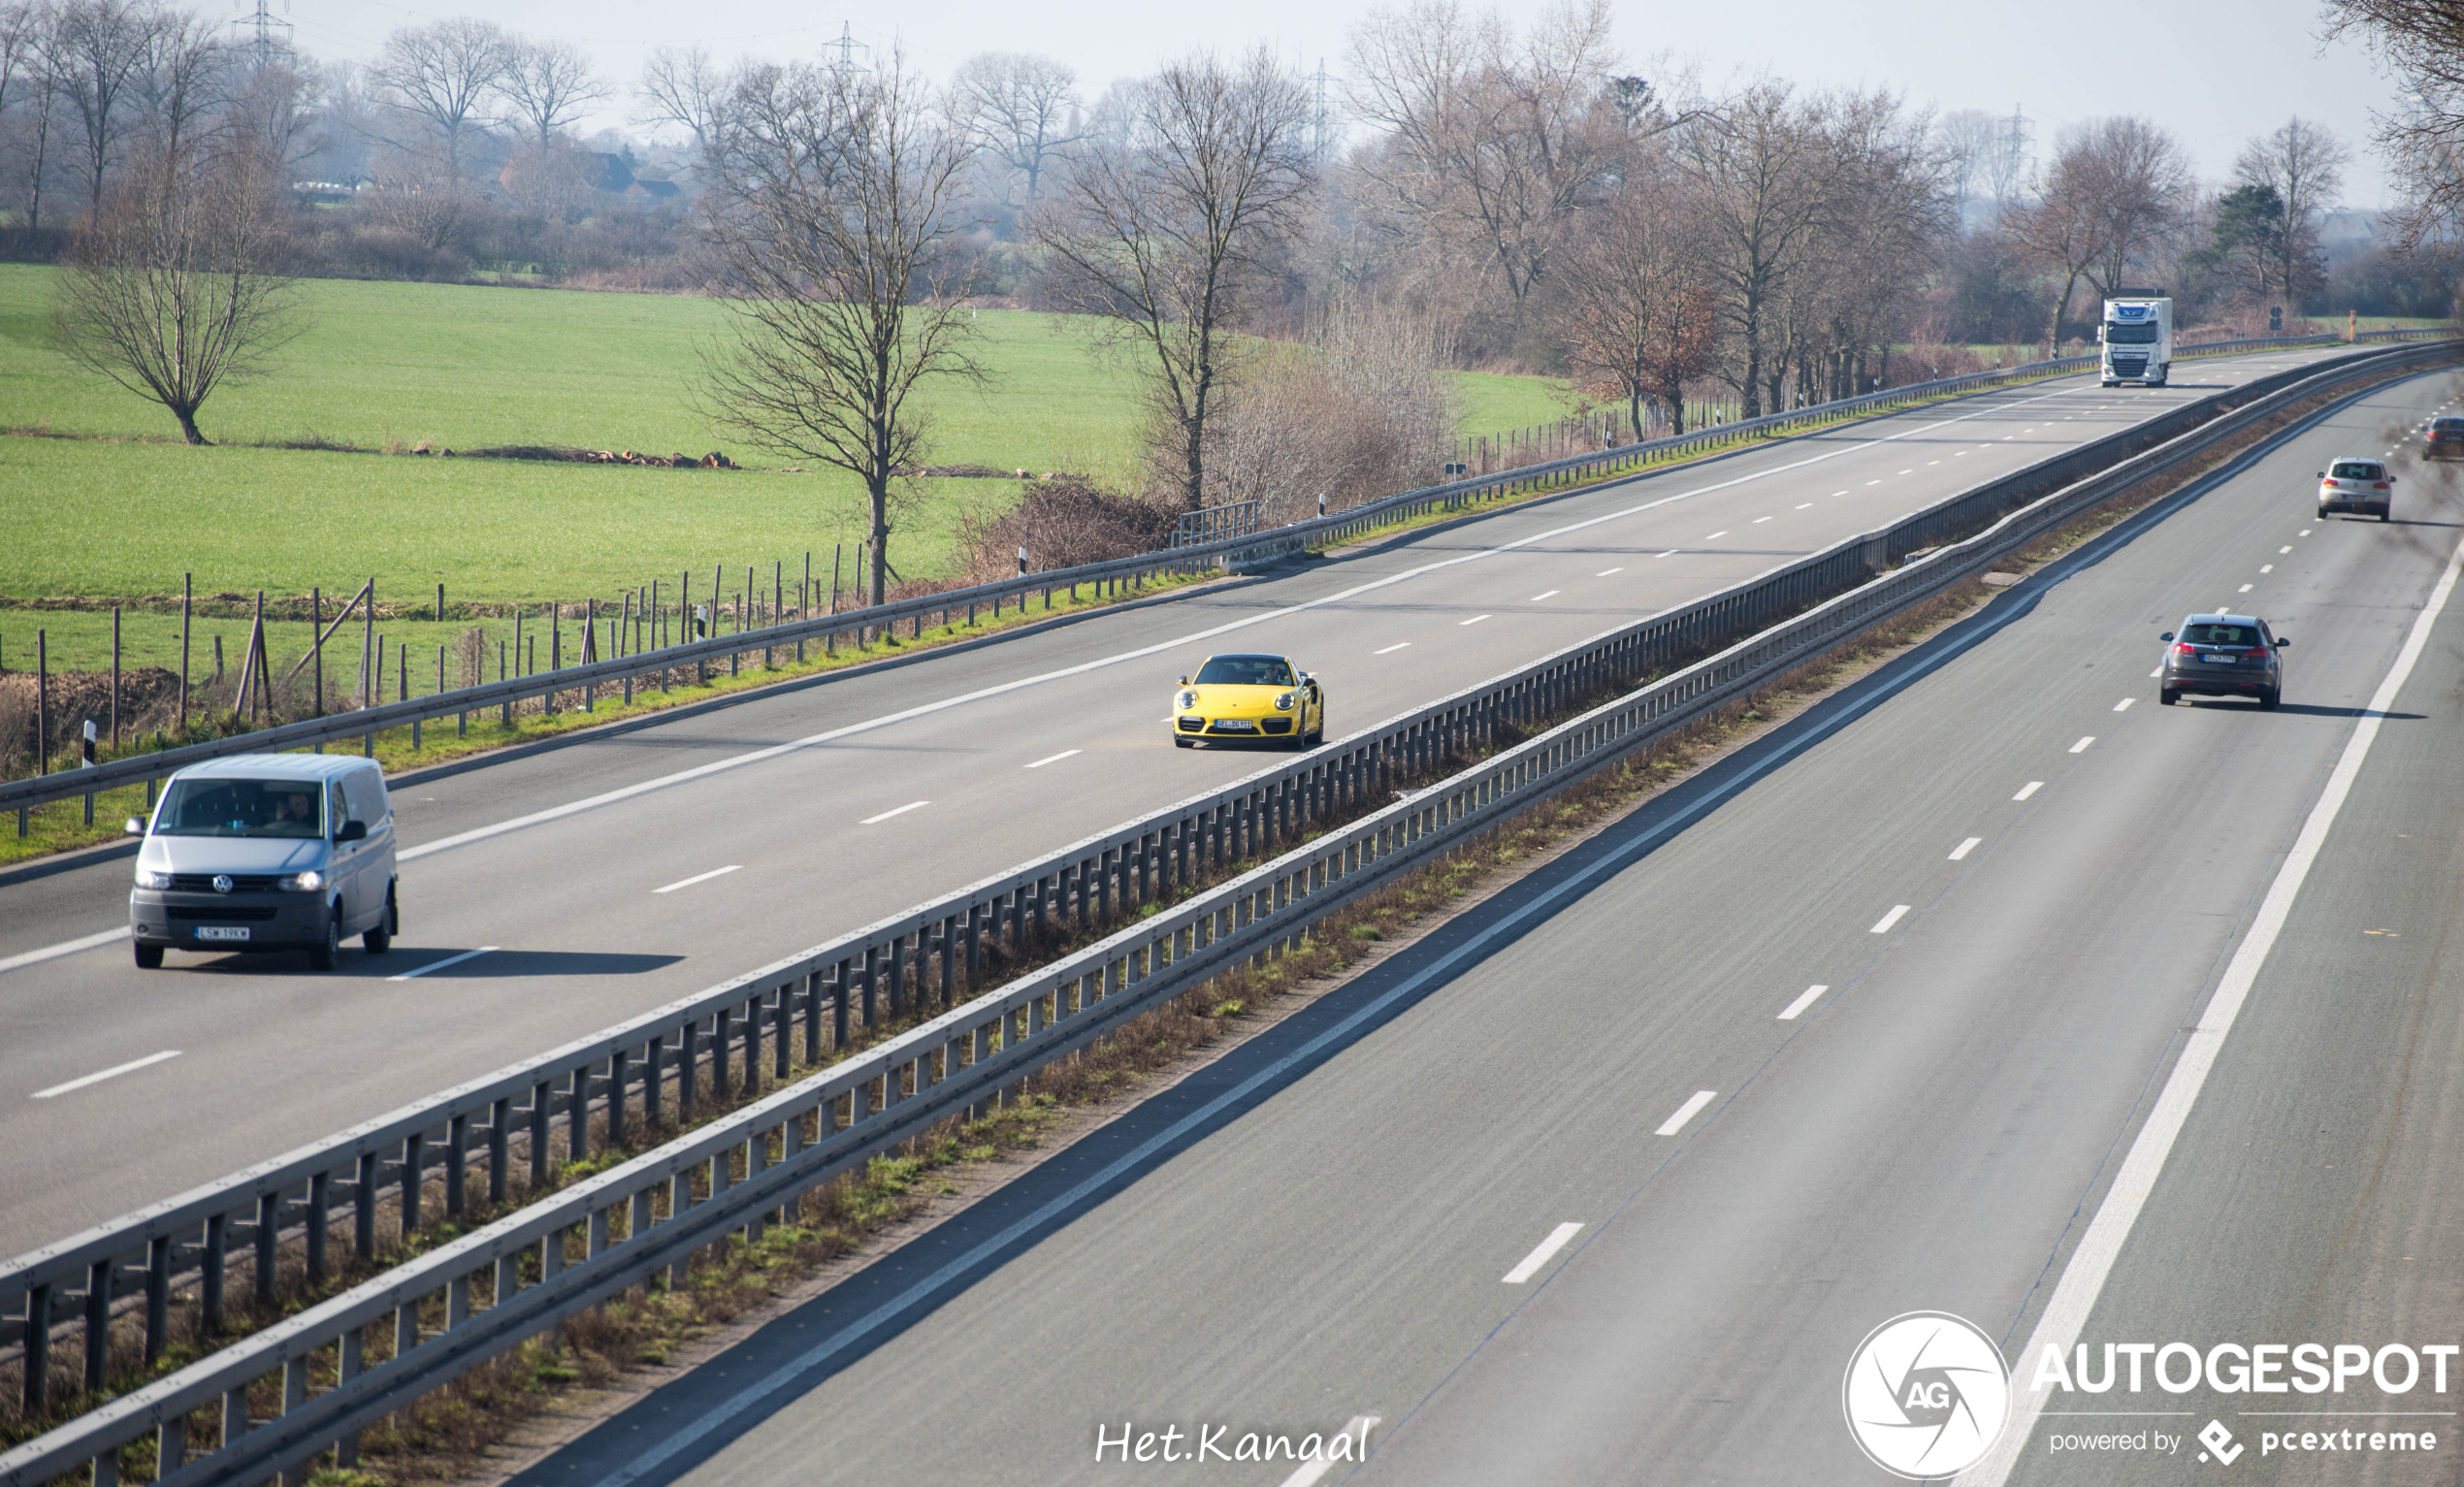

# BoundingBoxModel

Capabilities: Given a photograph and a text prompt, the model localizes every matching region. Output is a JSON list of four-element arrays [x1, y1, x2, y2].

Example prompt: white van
[[127, 754, 399, 971]]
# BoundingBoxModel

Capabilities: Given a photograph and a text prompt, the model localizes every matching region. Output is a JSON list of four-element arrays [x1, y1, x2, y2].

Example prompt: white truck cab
[[2099, 296, 2172, 388]]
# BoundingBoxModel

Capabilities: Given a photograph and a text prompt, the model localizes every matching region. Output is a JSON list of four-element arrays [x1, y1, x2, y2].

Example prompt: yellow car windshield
[[1194, 657, 1294, 688]]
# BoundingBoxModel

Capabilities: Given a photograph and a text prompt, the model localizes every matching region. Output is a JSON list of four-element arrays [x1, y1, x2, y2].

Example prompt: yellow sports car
[[1173, 653, 1324, 749]]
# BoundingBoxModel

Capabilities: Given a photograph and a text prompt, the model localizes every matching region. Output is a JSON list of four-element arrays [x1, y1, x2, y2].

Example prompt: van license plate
[[196, 926, 250, 942]]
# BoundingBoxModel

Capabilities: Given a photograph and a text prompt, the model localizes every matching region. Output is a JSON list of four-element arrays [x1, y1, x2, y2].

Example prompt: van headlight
[[135, 868, 172, 889], [1274, 692, 1295, 711], [278, 870, 325, 891]]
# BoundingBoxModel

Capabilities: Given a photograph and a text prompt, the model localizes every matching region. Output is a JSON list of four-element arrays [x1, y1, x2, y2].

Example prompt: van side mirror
[[2159, 632, 2174, 642], [123, 817, 146, 837], [335, 819, 368, 843]]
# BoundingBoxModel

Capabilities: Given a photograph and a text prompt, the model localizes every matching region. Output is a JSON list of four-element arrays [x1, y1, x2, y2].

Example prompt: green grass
[[0, 266, 1567, 617]]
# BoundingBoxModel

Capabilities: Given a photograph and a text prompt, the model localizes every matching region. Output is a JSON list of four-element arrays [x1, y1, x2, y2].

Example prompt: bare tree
[[1670, 81, 1841, 417], [2322, 0, 2464, 254], [224, 59, 323, 171], [699, 54, 980, 606], [1346, 0, 1625, 308], [129, 9, 229, 163], [2008, 117, 2190, 344], [54, 135, 302, 442], [949, 50, 1080, 205], [1936, 108, 2001, 224], [633, 44, 727, 154], [1554, 164, 1716, 434], [2233, 117, 2351, 306], [1031, 48, 1313, 510], [499, 37, 607, 149], [10, 1, 70, 227], [369, 16, 511, 169], [51, 0, 162, 217]]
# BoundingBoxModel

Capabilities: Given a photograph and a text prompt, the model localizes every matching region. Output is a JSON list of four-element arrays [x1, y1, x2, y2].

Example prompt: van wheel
[[308, 908, 340, 972], [133, 943, 164, 969], [364, 884, 396, 953]]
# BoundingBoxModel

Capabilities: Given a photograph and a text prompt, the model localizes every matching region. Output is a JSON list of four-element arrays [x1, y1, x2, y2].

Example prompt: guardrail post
[[743, 996, 763, 1093], [145, 1234, 171, 1363], [446, 1113, 469, 1216], [859, 947, 878, 1028], [401, 1133, 425, 1236], [489, 1096, 512, 1204], [255, 1191, 278, 1306], [202, 1212, 226, 1335], [774, 988, 792, 1081], [354, 1152, 377, 1260], [609, 1049, 630, 1148], [713, 1008, 733, 1099], [803, 972, 824, 1062], [306, 1171, 330, 1283], [679, 1020, 698, 1116], [568, 1065, 590, 1163], [20, 1281, 48, 1409]]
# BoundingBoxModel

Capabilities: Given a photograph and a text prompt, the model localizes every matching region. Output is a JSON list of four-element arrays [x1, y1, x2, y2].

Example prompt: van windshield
[[2105, 323, 2160, 344], [154, 778, 326, 838]]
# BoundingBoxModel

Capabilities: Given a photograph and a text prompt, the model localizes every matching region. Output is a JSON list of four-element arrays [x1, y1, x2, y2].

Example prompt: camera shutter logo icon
[[1842, 1311, 2011, 1478]]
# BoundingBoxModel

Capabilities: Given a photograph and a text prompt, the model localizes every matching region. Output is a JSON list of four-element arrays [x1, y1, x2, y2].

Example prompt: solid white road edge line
[[32, 1050, 181, 1099], [1960, 531, 2464, 1487], [385, 946, 501, 982], [1502, 1222, 1586, 1283], [1656, 1090, 1718, 1136], [0, 926, 128, 977], [1950, 837, 1982, 861], [1777, 984, 1831, 1020], [1869, 904, 1912, 934], [2014, 781, 2044, 801], [860, 801, 930, 824], [1275, 1417, 1382, 1487], [652, 865, 741, 894], [1022, 749, 1082, 769]]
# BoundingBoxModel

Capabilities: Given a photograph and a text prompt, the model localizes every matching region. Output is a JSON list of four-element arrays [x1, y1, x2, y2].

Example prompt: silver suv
[[2159, 614, 2288, 709], [126, 754, 399, 971], [2318, 457, 2393, 521]]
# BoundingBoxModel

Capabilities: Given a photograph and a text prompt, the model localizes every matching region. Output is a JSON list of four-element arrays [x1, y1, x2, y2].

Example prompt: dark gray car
[[2159, 613, 2288, 708]]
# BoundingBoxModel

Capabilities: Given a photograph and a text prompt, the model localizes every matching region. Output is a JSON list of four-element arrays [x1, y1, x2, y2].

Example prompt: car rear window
[[1193, 656, 1295, 687], [2182, 624, 2261, 647], [2437, 419, 2464, 433], [2331, 462, 2383, 479]]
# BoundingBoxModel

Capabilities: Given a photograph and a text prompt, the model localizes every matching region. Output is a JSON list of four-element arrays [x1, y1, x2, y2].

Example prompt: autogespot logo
[[1844, 1311, 2013, 1478]]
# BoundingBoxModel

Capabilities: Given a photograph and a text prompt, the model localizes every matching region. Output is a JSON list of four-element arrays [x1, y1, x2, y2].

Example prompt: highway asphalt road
[[0, 342, 2398, 1256], [485, 366, 2464, 1485]]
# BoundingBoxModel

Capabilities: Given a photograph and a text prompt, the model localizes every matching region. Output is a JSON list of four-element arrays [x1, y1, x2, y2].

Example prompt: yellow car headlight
[[1179, 691, 1198, 710], [1274, 692, 1295, 711]]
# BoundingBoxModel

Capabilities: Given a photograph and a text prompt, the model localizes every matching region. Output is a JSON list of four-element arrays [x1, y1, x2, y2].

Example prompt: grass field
[[0, 267, 1570, 667]]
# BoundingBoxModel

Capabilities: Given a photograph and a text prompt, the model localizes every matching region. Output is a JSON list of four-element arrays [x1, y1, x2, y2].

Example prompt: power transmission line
[[229, 0, 294, 71], [826, 20, 869, 77]]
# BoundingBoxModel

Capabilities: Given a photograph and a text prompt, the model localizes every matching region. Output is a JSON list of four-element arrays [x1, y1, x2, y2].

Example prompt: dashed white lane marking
[[2014, 781, 2045, 800], [2114, 696, 2136, 711], [1656, 1090, 1718, 1135], [1023, 749, 1082, 769], [1374, 642, 1411, 655], [0, 927, 128, 977], [1654, 550, 1679, 559], [1964, 530, 2464, 1487], [2069, 736, 2096, 754], [1276, 1418, 1382, 1487], [1865, 479, 1882, 486], [1460, 614, 1491, 626], [1529, 590, 1561, 601], [654, 866, 740, 894], [1832, 490, 1850, 497], [1898, 469, 1913, 474], [861, 801, 930, 824], [1595, 567, 1624, 576], [2300, 529, 2313, 536], [1796, 502, 1813, 509], [1753, 515, 1772, 523], [387, 946, 501, 981], [1502, 1222, 1585, 1283], [1949, 837, 1982, 861], [32, 1051, 182, 1100], [1705, 531, 1730, 539], [2150, 667, 2162, 678], [1870, 904, 1912, 934], [1778, 984, 1832, 1020], [2238, 583, 2254, 594]]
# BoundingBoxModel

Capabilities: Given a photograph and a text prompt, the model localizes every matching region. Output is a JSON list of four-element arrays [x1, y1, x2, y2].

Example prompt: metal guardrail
[[5, 333, 2448, 1487], [6, 329, 2437, 823]]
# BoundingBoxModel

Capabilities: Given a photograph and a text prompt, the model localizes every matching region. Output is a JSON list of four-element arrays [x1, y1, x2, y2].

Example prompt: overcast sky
[[286, 0, 2398, 205]]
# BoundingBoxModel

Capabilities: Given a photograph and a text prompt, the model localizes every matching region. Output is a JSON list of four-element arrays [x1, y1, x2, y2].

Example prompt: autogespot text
[[2027, 1341, 2453, 1464]]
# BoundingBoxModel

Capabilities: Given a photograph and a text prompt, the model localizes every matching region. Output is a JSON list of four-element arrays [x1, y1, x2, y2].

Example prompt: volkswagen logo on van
[[211, 874, 234, 893]]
